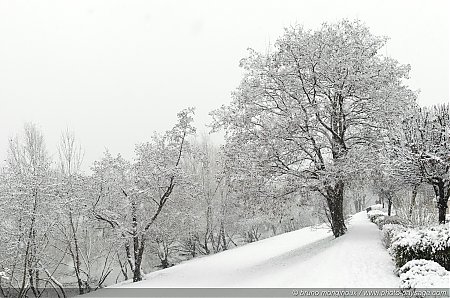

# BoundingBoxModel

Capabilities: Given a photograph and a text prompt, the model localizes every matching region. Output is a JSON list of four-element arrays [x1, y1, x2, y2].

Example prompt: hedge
[[389, 225, 450, 270]]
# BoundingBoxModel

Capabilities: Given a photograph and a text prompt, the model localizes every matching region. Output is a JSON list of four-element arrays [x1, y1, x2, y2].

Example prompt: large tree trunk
[[433, 179, 448, 224], [438, 202, 447, 225], [160, 258, 169, 269], [325, 180, 347, 238]]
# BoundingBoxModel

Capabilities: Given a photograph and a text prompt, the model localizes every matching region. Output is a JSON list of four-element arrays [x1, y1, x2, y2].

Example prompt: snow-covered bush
[[390, 225, 450, 270], [0, 269, 9, 288], [399, 259, 449, 289], [367, 210, 387, 223], [374, 215, 385, 227], [366, 204, 383, 213], [0, 271, 8, 280], [382, 224, 407, 248], [376, 215, 406, 230]]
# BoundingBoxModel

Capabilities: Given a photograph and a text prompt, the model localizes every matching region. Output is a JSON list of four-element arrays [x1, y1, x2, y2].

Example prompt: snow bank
[[112, 212, 399, 288], [112, 223, 332, 287]]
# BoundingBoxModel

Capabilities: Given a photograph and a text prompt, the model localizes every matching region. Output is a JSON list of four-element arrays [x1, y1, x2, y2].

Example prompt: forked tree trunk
[[325, 180, 347, 238], [125, 235, 145, 282]]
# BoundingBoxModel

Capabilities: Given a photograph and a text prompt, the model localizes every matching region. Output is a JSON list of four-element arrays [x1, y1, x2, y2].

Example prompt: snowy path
[[116, 212, 399, 288]]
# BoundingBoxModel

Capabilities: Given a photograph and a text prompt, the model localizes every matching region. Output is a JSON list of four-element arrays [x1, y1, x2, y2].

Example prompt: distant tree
[[52, 131, 114, 293], [346, 173, 368, 213], [54, 130, 88, 294], [182, 136, 220, 255], [372, 168, 397, 216], [212, 20, 414, 237]]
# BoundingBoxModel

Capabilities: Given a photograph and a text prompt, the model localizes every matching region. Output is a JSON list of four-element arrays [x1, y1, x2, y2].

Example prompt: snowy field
[[112, 212, 399, 288]]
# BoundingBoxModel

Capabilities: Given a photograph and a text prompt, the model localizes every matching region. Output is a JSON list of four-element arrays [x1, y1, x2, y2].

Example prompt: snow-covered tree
[[92, 108, 196, 282], [52, 131, 115, 294], [396, 104, 450, 224], [212, 19, 414, 237], [0, 123, 60, 297]]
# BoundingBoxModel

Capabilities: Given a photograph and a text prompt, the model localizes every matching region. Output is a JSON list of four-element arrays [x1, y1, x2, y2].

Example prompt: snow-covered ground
[[113, 211, 399, 288]]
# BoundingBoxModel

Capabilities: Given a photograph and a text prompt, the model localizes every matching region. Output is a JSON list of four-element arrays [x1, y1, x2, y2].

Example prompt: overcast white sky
[[0, 0, 449, 171]]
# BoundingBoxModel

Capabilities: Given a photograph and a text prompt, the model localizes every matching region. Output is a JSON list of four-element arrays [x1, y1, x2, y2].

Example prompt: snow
[[399, 260, 449, 289], [113, 212, 399, 288], [0, 270, 8, 280]]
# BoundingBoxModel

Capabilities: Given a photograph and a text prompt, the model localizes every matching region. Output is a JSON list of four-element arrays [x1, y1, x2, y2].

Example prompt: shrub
[[382, 224, 407, 248], [366, 204, 383, 212], [376, 215, 406, 230], [390, 225, 450, 270], [367, 210, 387, 223], [399, 259, 449, 289], [374, 215, 385, 227], [0, 270, 8, 280]]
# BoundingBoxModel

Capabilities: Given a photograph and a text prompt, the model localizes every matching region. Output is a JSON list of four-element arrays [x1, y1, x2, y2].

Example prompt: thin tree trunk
[[19, 190, 39, 298], [116, 252, 128, 281], [68, 211, 84, 295], [220, 221, 227, 251], [409, 184, 418, 218], [125, 241, 134, 274], [387, 197, 392, 216]]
